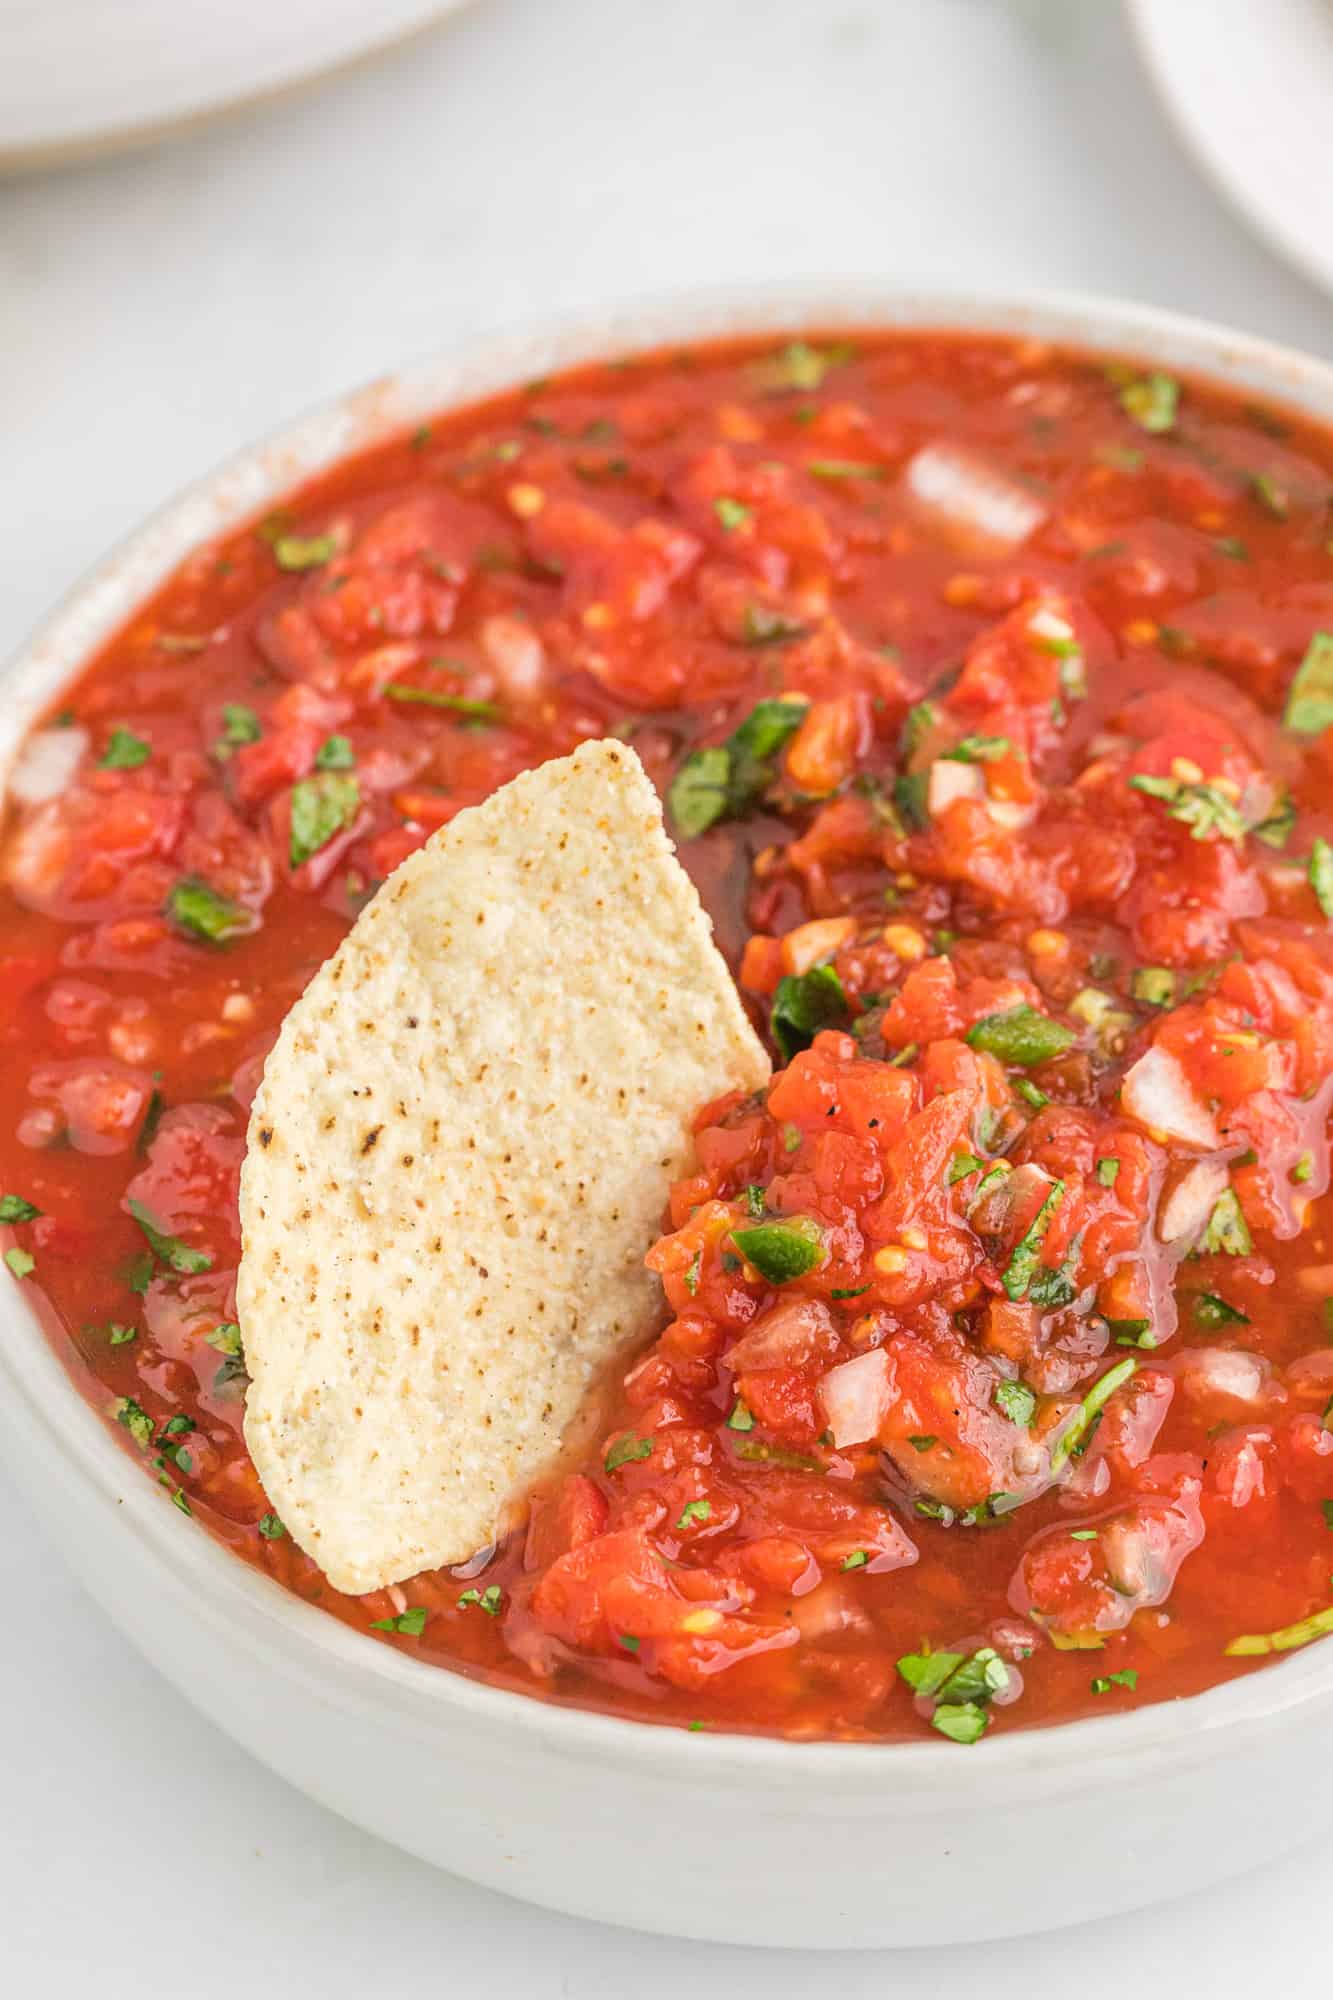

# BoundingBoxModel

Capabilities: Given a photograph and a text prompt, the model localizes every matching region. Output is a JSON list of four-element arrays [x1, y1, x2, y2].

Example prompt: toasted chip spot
[[237, 740, 769, 1595]]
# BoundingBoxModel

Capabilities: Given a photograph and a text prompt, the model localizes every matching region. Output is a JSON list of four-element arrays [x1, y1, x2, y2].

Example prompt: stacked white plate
[[0, 0, 468, 170], [1130, 0, 1333, 298]]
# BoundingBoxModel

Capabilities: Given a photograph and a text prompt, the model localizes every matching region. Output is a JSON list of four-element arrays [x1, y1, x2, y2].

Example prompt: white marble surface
[[1, 1, 1330, 1991]]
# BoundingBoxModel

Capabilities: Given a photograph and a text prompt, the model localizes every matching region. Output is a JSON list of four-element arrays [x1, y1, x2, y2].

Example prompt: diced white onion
[[985, 798, 1037, 831], [1121, 1044, 1221, 1150], [1159, 1159, 1229, 1246], [818, 1348, 895, 1449], [780, 917, 855, 978], [479, 614, 546, 698], [903, 443, 1046, 552], [1027, 607, 1074, 645], [6, 726, 88, 806], [928, 759, 984, 818], [725, 1299, 837, 1373], [1177, 1347, 1270, 1406]]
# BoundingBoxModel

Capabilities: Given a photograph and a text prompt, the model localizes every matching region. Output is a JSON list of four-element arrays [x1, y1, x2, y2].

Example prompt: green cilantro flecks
[[457, 1585, 503, 1617], [1284, 632, 1333, 737], [668, 697, 808, 839], [165, 877, 253, 945], [128, 1198, 212, 1275], [289, 772, 360, 869], [371, 1605, 429, 1636], [98, 726, 151, 770], [770, 963, 849, 1061]]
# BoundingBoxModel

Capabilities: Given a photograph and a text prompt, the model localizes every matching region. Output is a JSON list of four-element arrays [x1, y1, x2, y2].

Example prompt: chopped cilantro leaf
[[676, 1500, 712, 1530], [1284, 633, 1333, 736], [841, 1550, 869, 1571], [770, 964, 849, 1060], [1198, 1187, 1252, 1257], [289, 772, 360, 869], [713, 496, 752, 532], [1002, 1180, 1065, 1302], [114, 1396, 154, 1447], [1129, 771, 1250, 844], [0, 1194, 40, 1224], [456, 1586, 503, 1617], [994, 1379, 1036, 1427], [166, 877, 252, 944], [908, 1434, 938, 1452], [750, 340, 855, 393], [315, 734, 355, 771], [257, 1513, 286, 1540], [214, 703, 261, 758], [893, 769, 930, 832], [371, 1606, 429, 1636], [1091, 1669, 1139, 1694], [1095, 1157, 1120, 1188], [1118, 370, 1179, 433], [668, 697, 807, 838], [128, 1198, 212, 1275], [99, 726, 151, 770]]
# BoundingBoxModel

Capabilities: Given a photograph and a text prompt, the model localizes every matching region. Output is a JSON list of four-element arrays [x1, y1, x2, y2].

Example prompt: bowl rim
[[6, 277, 1333, 1799]]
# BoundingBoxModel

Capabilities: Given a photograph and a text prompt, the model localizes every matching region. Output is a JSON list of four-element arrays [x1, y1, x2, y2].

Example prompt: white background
[[2, 2, 1331, 1992]]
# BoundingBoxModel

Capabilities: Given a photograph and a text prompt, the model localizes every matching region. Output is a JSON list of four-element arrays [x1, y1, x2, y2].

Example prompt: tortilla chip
[[237, 739, 770, 1595]]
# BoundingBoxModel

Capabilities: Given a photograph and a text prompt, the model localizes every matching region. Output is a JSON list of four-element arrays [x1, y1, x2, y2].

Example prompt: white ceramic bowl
[[4, 286, 1333, 1951]]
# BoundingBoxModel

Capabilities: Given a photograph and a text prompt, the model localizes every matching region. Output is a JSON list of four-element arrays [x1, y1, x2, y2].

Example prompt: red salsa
[[5, 330, 1333, 1744]]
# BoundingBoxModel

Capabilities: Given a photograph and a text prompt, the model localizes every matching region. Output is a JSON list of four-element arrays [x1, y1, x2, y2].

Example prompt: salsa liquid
[[5, 330, 1333, 1743]]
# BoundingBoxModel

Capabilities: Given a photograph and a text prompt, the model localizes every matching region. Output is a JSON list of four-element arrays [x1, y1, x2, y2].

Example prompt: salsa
[[5, 328, 1333, 1745]]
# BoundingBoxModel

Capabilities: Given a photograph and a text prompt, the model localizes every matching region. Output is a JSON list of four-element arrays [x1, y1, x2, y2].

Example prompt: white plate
[[1129, 0, 1333, 298], [0, 0, 470, 171]]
